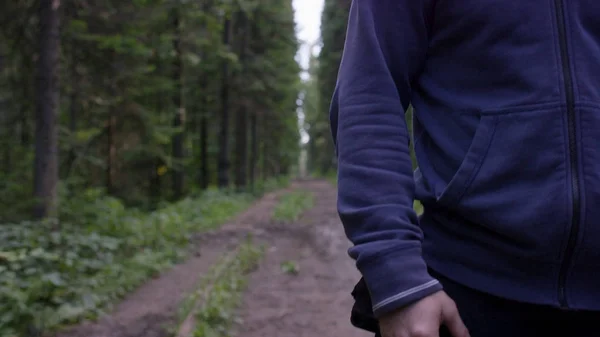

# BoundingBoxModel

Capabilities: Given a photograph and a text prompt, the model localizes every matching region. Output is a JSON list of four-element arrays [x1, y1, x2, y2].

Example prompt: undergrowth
[[175, 236, 263, 337], [324, 172, 337, 187], [272, 190, 315, 222], [310, 171, 337, 187], [0, 178, 287, 337]]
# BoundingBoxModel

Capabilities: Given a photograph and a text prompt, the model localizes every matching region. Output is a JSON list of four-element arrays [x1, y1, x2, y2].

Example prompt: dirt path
[[53, 180, 370, 337], [235, 179, 371, 337], [53, 188, 289, 337]]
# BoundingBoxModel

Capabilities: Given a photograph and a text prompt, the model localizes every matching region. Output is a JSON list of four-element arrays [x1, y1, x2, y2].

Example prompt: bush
[[0, 189, 255, 336]]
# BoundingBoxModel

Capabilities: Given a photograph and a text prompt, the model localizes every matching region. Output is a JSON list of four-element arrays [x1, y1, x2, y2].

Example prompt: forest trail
[[53, 180, 371, 337], [234, 179, 370, 337]]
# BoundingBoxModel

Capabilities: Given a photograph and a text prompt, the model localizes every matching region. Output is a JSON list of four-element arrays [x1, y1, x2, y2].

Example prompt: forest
[[303, 0, 416, 175], [0, 0, 371, 336]]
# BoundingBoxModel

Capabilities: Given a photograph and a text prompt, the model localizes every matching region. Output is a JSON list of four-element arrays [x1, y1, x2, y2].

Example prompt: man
[[329, 1, 600, 337]]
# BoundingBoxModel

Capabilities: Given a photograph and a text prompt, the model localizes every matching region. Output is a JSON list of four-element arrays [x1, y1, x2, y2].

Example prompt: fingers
[[380, 319, 441, 337], [441, 299, 470, 337], [381, 318, 441, 337], [402, 324, 440, 337], [379, 291, 468, 337]]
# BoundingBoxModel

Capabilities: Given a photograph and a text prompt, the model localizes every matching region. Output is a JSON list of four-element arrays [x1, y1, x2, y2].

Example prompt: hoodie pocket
[[434, 106, 569, 262], [436, 114, 498, 206]]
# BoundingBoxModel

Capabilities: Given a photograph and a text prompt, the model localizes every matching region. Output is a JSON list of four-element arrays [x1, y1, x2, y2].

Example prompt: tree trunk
[[171, 4, 184, 199], [249, 113, 257, 189], [33, 0, 61, 219], [0, 46, 10, 175], [106, 51, 121, 195], [217, 17, 231, 188], [106, 108, 116, 194], [262, 136, 269, 180], [149, 54, 164, 203], [199, 110, 208, 189], [20, 97, 29, 147], [64, 48, 79, 178], [198, 0, 212, 190], [150, 88, 164, 204], [233, 11, 248, 189], [233, 105, 248, 189]]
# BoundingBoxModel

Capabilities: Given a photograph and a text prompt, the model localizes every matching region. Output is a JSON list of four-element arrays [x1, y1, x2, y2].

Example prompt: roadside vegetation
[[273, 190, 315, 222], [0, 179, 287, 336], [174, 237, 264, 337]]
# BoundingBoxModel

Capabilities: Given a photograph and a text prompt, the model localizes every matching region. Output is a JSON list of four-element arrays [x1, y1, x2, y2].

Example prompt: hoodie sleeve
[[329, 0, 442, 318]]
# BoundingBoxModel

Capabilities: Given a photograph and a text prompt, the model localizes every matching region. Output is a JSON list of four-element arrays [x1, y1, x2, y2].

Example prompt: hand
[[378, 291, 470, 337]]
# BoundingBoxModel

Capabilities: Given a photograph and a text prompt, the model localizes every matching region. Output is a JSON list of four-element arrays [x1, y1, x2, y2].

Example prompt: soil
[[52, 180, 371, 337], [235, 179, 370, 337]]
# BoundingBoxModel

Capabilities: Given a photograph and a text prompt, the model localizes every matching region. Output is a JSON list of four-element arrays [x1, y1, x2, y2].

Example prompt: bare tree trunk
[[199, 110, 208, 189], [20, 96, 30, 146], [33, 0, 61, 219], [106, 108, 116, 194], [217, 17, 231, 188], [249, 113, 257, 189], [0, 45, 10, 175], [234, 11, 248, 190], [150, 95, 164, 204], [171, 4, 185, 199], [64, 48, 79, 178], [262, 136, 269, 180], [150, 55, 164, 203], [198, 0, 212, 190]]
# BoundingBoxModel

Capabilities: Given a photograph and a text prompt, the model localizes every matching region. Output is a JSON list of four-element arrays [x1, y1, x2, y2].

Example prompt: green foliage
[[272, 190, 315, 222], [0, 0, 302, 332], [251, 176, 291, 196], [301, 0, 351, 175], [325, 172, 337, 187], [311, 171, 337, 187], [187, 237, 264, 337], [280, 260, 299, 275], [414, 200, 424, 216], [0, 0, 302, 218], [0, 189, 255, 336], [0, 150, 36, 222]]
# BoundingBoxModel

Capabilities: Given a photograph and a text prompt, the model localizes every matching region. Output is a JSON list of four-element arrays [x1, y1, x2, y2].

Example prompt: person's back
[[329, 1, 600, 336]]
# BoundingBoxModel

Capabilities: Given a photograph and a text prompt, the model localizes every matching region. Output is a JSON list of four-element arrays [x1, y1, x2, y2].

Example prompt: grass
[[272, 190, 315, 222], [0, 178, 288, 337], [280, 260, 299, 275], [324, 172, 337, 187], [174, 236, 264, 337], [414, 200, 424, 215]]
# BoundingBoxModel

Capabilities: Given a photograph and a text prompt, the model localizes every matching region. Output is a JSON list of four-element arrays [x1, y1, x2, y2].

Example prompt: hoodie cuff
[[358, 245, 443, 318]]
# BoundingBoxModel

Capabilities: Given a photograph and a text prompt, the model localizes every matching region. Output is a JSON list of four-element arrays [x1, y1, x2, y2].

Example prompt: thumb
[[441, 298, 470, 337]]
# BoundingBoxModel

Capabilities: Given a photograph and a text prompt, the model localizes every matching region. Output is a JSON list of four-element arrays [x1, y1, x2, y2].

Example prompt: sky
[[293, 0, 324, 144], [293, 0, 324, 79]]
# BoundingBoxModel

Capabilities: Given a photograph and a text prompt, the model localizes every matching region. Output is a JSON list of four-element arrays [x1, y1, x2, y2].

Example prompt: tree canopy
[[0, 0, 301, 221]]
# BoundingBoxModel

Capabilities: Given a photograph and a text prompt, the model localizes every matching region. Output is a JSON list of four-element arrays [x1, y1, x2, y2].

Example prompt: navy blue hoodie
[[330, 0, 600, 319]]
